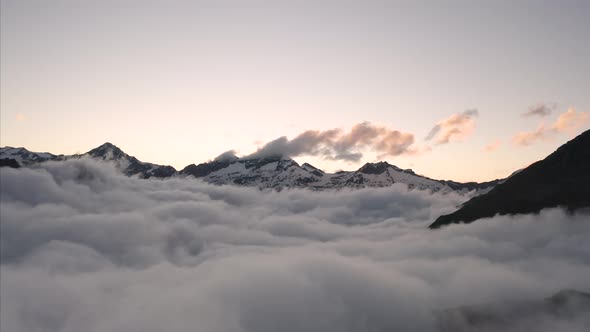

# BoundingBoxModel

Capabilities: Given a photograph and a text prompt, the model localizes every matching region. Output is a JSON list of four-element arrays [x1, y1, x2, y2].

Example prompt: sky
[[1, 0, 589, 182]]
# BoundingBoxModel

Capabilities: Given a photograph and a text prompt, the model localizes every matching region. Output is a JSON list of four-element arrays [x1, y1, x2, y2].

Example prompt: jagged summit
[[87, 142, 128, 160], [358, 161, 392, 174]]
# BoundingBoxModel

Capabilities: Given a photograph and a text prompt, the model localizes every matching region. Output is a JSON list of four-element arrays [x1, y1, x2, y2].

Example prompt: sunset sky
[[1, 0, 589, 182]]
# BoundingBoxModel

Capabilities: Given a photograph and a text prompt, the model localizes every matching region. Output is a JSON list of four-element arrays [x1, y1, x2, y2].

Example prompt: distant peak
[[87, 142, 126, 158], [358, 161, 392, 174], [98, 142, 118, 149]]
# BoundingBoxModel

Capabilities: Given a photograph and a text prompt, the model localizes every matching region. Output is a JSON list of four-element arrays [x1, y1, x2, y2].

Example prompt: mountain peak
[[358, 161, 392, 174], [88, 142, 126, 159]]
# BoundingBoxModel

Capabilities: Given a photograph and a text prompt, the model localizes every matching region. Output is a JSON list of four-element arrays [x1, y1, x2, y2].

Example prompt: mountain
[[430, 129, 590, 228], [181, 156, 501, 193], [0, 143, 176, 179], [84, 143, 176, 178], [1, 143, 500, 193], [0, 147, 61, 165]]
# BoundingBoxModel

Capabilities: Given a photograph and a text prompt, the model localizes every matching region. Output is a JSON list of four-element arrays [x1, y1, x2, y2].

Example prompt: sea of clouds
[[1, 159, 589, 332]]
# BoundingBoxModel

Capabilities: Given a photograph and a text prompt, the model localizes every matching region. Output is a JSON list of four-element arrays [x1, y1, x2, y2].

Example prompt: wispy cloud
[[522, 103, 556, 117], [425, 109, 479, 145], [483, 139, 502, 152], [513, 107, 589, 146], [249, 122, 416, 161]]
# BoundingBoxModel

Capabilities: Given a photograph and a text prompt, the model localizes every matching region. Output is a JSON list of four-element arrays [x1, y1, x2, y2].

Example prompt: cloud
[[15, 113, 27, 121], [522, 103, 556, 117], [1, 159, 590, 332], [483, 139, 502, 152], [426, 109, 479, 145], [552, 107, 590, 134], [512, 123, 548, 146], [513, 108, 589, 146], [248, 122, 415, 161]]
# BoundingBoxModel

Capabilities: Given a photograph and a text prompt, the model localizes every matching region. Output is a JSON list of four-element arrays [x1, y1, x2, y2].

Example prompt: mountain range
[[0, 143, 500, 194]]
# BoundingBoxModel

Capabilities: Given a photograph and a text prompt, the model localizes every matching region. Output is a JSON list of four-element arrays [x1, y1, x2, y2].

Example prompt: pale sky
[[1, 0, 589, 182]]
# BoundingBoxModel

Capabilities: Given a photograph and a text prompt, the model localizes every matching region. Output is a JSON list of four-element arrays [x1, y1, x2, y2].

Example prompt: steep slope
[[430, 129, 590, 228]]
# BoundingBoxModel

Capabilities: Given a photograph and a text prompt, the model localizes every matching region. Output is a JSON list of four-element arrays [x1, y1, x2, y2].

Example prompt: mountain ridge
[[430, 129, 590, 228], [1, 143, 501, 193]]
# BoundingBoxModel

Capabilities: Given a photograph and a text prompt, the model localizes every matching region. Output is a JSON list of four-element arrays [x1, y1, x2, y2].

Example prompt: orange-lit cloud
[[249, 122, 416, 161], [15, 113, 27, 121], [425, 109, 479, 145], [512, 124, 548, 146], [513, 107, 589, 146], [552, 107, 589, 134], [484, 139, 502, 152]]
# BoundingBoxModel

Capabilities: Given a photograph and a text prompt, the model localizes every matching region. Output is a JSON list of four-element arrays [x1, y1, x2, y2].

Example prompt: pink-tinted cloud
[[513, 107, 589, 146], [249, 122, 416, 161], [512, 124, 548, 146], [552, 107, 589, 134], [484, 139, 502, 152], [425, 109, 479, 145]]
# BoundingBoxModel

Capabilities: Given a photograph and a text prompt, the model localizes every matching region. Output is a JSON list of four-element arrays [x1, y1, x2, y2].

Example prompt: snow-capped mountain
[[0, 143, 176, 179], [84, 143, 176, 178], [0, 147, 61, 165], [181, 155, 500, 193], [1, 143, 501, 193]]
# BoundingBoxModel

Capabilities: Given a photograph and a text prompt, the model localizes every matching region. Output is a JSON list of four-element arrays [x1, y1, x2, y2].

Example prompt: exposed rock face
[[0, 158, 20, 168], [430, 129, 590, 228]]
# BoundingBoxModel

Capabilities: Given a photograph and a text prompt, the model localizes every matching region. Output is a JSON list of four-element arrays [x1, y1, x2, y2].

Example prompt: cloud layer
[[248, 122, 415, 161], [513, 108, 589, 146], [426, 109, 479, 145], [1, 159, 590, 332]]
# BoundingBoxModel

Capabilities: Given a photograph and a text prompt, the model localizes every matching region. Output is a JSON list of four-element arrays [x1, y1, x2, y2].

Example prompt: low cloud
[[513, 108, 589, 146], [522, 103, 556, 117], [426, 109, 479, 145], [483, 139, 502, 152], [1, 159, 589, 332], [248, 122, 415, 161]]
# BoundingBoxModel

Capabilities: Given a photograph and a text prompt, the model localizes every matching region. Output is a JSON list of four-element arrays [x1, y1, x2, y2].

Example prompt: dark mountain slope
[[430, 129, 590, 228]]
